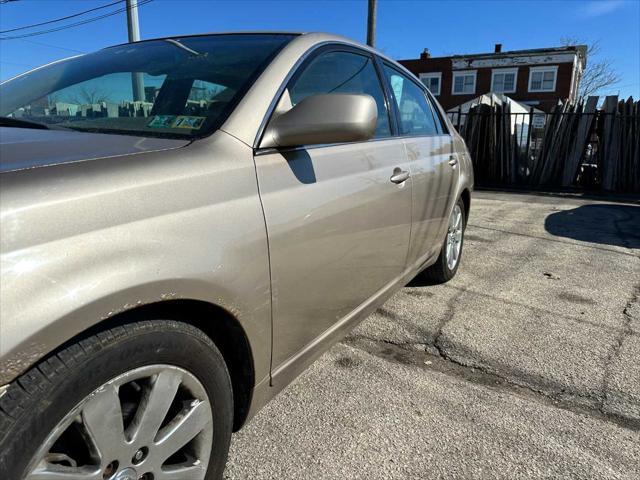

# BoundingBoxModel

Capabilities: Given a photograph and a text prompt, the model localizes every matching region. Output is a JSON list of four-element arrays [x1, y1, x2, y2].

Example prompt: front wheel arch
[[14, 299, 256, 433], [1, 319, 234, 479]]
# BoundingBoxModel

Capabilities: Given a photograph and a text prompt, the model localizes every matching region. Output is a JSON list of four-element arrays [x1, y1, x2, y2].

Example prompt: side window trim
[[425, 90, 450, 135], [372, 54, 400, 136], [255, 43, 395, 150], [426, 98, 443, 135], [380, 61, 403, 135]]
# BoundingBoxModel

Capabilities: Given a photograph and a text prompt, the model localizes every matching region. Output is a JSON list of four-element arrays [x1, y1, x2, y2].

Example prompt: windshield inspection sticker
[[173, 116, 206, 129], [148, 115, 176, 128]]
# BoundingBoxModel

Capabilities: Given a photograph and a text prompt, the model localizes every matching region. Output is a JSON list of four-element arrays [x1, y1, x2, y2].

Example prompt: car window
[[286, 50, 391, 138], [32, 74, 234, 119], [0, 34, 295, 138], [382, 65, 439, 136]]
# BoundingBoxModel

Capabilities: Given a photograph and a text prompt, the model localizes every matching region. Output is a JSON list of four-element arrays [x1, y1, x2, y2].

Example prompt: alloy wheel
[[23, 365, 213, 480], [446, 204, 463, 271]]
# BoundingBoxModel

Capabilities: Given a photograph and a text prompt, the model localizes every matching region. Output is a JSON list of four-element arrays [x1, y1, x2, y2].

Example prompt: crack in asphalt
[[341, 287, 640, 433], [342, 332, 640, 433], [440, 283, 631, 337], [432, 290, 465, 354], [601, 287, 640, 414], [426, 289, 614, 414]]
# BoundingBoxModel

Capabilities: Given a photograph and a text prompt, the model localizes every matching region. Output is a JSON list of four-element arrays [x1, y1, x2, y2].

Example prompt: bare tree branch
[[561, 37, 620, 102], [70, 86, 111, 105]]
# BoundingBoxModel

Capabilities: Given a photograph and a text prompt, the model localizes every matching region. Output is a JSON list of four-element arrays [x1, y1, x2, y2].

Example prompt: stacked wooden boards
[[450, 96, 639, 193], [600, 96, 640, 192]]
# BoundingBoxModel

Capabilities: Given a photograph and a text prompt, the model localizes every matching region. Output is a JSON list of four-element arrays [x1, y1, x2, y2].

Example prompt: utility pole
[[126, 0, 144, 102], [366, 0, 377, 47]]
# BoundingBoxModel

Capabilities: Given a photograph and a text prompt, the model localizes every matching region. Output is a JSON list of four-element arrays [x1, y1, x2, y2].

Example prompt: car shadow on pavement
[[545, 204, 640, 249], [407, 273, 446, 288]]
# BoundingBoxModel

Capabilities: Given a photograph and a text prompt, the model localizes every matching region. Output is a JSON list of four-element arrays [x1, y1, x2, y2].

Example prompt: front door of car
[[254, 48, 412, 371], [382, 64, 457, 266]]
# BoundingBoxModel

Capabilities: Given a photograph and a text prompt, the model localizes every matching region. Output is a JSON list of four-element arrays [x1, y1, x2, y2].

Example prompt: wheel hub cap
[[114, 467, 137, 480]]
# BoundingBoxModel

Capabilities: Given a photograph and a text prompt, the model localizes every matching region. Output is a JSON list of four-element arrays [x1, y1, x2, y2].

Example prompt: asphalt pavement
[[225, 190, 640, 479]]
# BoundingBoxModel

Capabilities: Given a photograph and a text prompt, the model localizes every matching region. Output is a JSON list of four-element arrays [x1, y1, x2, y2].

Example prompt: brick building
[[399, 44, 587, 112]]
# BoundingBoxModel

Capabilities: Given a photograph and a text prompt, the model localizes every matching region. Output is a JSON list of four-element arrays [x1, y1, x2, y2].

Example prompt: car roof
[[105, 31, 304, 49], [104, 31, 403, 68], [103, 31, 417, 86]]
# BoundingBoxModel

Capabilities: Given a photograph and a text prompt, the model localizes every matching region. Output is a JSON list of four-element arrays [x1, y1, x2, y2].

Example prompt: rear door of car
[[380, 62, 458, 266], [254, 46, 412, 372]]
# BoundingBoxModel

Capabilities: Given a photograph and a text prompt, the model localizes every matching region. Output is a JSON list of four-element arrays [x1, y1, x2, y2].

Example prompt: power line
[[0, 60, 36, 68], [0, 0, 125, 34], [19, 38, 86, 54], [0, 0, 154, 40]]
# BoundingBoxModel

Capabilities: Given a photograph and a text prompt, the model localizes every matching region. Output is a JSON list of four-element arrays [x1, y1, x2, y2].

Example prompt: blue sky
[[1, 0, 639, 98]]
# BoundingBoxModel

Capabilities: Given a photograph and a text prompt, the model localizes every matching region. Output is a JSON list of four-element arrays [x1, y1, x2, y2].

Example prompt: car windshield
[[0, 34, 296, 139]]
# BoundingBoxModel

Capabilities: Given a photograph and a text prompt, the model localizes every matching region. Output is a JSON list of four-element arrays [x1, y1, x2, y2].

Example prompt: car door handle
[[390, 169, 410, 184], [448, 156, 458, 167]]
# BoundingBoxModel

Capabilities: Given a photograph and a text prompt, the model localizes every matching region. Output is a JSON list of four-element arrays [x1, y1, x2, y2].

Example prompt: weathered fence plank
[[561, 96, 598, 187], [449, 95, 639, 194], [601, 96, 619, 191]]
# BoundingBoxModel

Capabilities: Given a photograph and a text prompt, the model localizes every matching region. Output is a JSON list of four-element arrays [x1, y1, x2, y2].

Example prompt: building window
[[491, 68, 518, 93], [528, 66, 557, 92], [452, 71, 476, 95], [419, 72, 441, 96]]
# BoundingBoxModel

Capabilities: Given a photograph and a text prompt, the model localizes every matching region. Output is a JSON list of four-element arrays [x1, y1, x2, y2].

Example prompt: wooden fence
[[448, 96, 640, 194]]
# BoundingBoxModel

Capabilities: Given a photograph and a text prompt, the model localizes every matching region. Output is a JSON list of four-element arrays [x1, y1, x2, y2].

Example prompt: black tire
[[420, 197, 466, 284], [0, 320, 233, 480]]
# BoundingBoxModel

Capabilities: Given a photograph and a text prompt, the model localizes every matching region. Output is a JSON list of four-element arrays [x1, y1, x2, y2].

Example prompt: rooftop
[[401, 44, 588, 63], [450, 45, 587, 60]]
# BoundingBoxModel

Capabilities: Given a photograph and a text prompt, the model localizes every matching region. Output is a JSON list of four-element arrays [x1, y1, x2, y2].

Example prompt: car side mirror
[[260, 93, 377, 148]]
